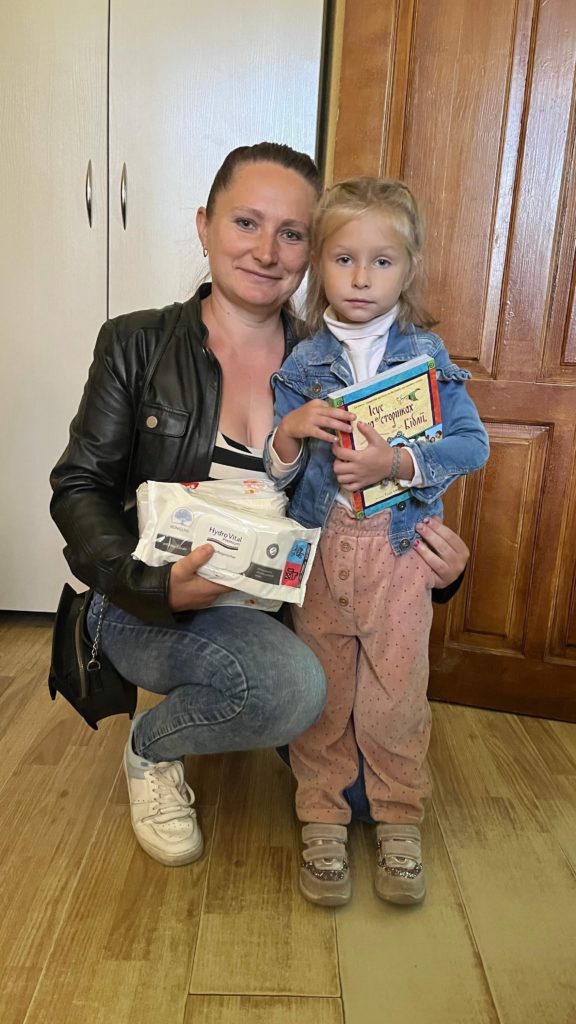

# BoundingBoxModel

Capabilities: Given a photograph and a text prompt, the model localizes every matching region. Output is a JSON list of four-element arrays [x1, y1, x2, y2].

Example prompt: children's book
[[328, 355, 442, 518]]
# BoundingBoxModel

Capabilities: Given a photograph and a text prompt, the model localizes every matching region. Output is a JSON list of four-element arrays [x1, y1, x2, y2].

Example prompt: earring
[[202, 247, 208, 258]]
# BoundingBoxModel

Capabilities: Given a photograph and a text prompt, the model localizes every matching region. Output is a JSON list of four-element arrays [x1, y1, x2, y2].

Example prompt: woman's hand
[[168, 544, 231, 611], [413, 517, 469, 588]]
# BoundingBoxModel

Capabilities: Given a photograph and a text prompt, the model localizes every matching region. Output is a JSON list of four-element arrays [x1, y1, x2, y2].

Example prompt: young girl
[[264, 177, 489, 907]]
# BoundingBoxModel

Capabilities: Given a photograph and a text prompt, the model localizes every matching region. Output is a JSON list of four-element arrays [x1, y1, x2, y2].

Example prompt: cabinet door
[[0, 1, 108, 610], [108, 0, 325, 316]]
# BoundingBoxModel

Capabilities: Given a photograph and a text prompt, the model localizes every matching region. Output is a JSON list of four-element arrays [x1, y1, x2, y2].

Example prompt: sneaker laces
[[143, 762, 196, 825]]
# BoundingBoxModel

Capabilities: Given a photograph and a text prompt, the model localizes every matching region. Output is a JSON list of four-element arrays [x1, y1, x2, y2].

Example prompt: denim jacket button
[[312, 381, 322, 394], [397, 502, 406, 511], [400, 539, 411, 551]]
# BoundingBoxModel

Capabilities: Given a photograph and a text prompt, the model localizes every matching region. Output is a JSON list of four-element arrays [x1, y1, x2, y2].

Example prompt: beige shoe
[[299, 823, 351, 906], [375, 824, 425, 904]]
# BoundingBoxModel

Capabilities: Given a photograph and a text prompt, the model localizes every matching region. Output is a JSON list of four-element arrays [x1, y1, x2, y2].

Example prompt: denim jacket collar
[[300, 321, 432, 373]]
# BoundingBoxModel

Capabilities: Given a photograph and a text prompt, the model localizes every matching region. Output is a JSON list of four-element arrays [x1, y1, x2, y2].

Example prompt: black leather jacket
[[50, 283, 463, 623], [50, 284, 299, 623]]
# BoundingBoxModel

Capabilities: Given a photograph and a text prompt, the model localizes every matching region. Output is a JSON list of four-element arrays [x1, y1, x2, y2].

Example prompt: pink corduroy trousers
[[290, 504, 434, 825]]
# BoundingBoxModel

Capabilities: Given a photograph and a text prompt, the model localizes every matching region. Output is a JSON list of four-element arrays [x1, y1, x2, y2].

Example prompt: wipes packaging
[[133, 478, 321, 611]]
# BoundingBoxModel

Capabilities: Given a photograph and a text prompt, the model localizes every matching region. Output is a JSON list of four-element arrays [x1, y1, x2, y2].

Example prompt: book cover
[[328, 355, 442, 518]]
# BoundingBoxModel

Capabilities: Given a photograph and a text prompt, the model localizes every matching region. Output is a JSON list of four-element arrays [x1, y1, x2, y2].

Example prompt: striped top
[[208, 430, 267, 482]]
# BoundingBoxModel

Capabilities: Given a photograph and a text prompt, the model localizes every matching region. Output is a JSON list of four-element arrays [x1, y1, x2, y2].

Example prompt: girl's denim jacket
[[264, 321, 489, 555]]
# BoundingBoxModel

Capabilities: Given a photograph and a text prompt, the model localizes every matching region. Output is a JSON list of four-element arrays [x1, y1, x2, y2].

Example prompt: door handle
[[85, 160, 93, 227], [120, 163, 127, 230]]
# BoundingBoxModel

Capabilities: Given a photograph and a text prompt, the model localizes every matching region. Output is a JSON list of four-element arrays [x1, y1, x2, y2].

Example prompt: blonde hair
[[305, 176, 437, 335]]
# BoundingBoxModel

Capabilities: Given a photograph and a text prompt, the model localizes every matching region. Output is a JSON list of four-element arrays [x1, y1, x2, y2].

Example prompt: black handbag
[[48, 583, 137, 730]]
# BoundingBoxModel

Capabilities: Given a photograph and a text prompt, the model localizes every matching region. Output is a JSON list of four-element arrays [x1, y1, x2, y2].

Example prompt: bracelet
[[383, 445, 402, 483]]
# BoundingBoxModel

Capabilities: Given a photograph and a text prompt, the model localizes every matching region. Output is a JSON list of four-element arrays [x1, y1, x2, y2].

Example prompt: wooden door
[[108, 0, 325, 317], [330, 0, 576, 719], [0, 0, 108, 611]]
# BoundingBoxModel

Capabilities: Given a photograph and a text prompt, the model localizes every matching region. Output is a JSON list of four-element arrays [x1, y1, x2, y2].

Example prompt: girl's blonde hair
[[305, 176, 437, 335]]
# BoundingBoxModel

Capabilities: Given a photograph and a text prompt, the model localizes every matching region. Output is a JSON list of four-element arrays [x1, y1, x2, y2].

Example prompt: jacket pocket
[[137, 402, 189, 437], [135, 402, 190, 479]]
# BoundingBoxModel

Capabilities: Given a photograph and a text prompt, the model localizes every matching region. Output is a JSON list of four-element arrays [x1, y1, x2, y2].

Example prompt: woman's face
[[196, 161, 316, 315]]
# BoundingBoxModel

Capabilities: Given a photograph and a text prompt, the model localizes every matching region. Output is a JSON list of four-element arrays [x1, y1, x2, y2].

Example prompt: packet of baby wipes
[[132, 478, 321, 611]]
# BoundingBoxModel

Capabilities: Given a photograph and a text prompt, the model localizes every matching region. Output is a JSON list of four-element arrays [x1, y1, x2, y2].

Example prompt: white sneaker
[[123, 719, 204, 866]]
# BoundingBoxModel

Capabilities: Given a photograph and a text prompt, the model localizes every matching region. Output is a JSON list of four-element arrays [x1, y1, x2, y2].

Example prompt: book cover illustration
[[328, 355, 442, 518]]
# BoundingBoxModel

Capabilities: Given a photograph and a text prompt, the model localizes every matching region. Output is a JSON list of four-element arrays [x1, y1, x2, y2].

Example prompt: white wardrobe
[[0, 0, 325, 611]]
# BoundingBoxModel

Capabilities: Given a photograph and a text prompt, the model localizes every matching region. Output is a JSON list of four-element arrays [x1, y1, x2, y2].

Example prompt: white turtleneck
[[323, 304, 398, 382]]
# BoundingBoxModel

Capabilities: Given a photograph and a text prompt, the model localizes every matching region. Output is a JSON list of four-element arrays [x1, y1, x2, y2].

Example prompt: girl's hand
[[413, 517, 470, 588], [332, 422, 413, 491], [168, 544, 231, 611], [273, 400, 355, 463]]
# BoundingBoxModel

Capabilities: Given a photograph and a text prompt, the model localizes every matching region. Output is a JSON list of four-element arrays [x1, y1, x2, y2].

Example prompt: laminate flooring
[[1, 613, 575, 1024]]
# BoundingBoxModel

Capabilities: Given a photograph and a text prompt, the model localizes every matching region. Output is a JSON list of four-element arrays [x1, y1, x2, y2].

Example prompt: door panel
[[453, 424, 548, 650], [331, 0, 576, 718]]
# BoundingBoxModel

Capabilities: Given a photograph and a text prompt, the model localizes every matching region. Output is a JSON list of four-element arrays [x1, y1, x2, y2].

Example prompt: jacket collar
[[182, 282, 299, 358], [302, 320, 423, 367]]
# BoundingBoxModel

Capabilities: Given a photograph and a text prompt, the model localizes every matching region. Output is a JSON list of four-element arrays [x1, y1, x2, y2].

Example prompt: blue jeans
[[87, 594, 326, 763]]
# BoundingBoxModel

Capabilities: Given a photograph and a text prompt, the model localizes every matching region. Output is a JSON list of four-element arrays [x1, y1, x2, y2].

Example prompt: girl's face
[[196, 161, 316, 316], [319, 210, 413, 324]]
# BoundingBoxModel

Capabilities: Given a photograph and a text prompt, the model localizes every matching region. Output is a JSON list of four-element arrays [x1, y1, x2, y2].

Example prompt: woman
[[50, 142, 468, 868]]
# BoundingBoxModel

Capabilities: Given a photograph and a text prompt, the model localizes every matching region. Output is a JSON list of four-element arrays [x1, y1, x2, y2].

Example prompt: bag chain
[[87, 595, 108, 672]]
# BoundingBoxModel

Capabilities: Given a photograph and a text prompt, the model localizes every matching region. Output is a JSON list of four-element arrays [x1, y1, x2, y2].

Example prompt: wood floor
[[1, 612, 575, 1024]]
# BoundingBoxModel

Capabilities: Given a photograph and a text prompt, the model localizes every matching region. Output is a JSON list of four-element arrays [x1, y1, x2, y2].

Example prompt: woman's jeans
[[87, 593, 326, 763]]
